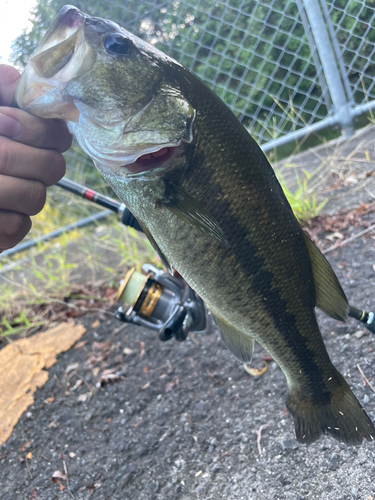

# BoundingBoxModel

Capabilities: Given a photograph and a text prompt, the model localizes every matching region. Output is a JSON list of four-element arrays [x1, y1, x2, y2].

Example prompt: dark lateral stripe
[[180, 110, 333, 404], [241, 235, 331, 403], [214, 195, 332, 405]]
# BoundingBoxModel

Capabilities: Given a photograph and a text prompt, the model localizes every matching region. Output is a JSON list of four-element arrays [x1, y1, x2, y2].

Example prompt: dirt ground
[[1, 129, 375, 499]]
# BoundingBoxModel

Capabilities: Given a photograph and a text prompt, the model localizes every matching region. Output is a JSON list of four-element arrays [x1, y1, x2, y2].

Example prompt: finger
[[0, 137, 66, 186], [0, 210, 31, 251], [0, 107, 72, 153], [0, 65, 21, 106], [0, 175, 46, 216]]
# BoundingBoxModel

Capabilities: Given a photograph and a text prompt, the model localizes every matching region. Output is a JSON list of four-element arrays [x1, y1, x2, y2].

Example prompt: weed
[[277, 167, 327, 222]]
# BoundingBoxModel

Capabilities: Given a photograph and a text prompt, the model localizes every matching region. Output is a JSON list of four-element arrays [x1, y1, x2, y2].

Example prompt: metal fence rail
[[5, 0, 375, 256]]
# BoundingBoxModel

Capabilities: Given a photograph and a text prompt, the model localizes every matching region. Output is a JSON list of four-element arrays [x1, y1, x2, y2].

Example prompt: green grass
[[278, 167, 327, 222]]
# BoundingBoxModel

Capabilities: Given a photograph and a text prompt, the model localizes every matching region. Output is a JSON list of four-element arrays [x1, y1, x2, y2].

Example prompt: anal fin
[[213, 314, 254, 363]]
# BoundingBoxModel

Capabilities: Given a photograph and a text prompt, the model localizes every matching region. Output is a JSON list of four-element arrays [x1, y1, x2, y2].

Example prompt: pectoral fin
[[304, 234, 349, 321], [162, 182, 228, 246], [213, 314, 254, 363], [138, 221, 174, 275]]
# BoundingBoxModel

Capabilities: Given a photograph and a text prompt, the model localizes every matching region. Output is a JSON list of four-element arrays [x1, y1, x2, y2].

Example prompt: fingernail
[[0, 112, 23, 139]]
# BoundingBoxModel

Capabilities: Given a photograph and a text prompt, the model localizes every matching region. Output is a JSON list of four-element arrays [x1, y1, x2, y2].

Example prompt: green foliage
[[277, 168, 327, 222]]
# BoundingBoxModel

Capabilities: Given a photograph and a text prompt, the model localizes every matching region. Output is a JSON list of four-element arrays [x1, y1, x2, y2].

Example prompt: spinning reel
[[115, 264, 210, 341]]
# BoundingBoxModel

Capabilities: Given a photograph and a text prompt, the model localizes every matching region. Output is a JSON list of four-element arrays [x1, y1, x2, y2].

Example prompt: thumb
[[0, 65, 21, 106]]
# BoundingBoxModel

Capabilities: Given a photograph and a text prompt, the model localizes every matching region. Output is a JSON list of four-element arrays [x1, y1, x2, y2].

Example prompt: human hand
[[0, 64, 72, 252]]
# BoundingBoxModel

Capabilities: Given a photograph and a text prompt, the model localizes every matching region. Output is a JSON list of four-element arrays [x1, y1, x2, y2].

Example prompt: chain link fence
[[4, 0, 375, 257]]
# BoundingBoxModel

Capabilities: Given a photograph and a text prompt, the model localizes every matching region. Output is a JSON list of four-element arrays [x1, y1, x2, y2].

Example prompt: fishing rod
[[57, 178, 375, 338], [56, 178, 143, 232], [348, 306, 375, 334]]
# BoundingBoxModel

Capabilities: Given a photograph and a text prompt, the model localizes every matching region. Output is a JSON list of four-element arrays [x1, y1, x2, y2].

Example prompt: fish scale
[[15, 5, 375, 445]]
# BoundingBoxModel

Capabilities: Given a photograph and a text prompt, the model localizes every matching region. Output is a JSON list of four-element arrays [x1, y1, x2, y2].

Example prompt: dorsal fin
[[304, 234, 349, 321]]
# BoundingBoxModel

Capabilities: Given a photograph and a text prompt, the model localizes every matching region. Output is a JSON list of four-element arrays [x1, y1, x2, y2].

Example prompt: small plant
[[277, 167, 327, 222]]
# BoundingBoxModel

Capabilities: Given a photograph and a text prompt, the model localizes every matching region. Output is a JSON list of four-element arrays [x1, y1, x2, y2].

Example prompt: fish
[[15, 5, 375, 445]]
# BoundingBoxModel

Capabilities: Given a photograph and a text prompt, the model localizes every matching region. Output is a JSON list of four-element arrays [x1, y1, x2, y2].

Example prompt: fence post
[[302, 0, 355, 137]]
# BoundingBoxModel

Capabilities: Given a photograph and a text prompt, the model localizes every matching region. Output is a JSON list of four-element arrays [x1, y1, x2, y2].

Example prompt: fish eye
[[103, 34, 130, 56]]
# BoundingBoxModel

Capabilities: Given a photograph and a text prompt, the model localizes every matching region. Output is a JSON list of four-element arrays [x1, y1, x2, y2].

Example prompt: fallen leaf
[[0, 323, 86, 446], [100, 369, 122, 384], [31, 487, 37, 499], [91, 319, 100, 328], [243, 361, 268, 377], [344, 175, 358, 186], [166, 382, 175, 392], [86, 480, 101, 492], [140, 341, 145, 359], [70, 380, 83, 392], [262, 356, 274, 362], [326, 231, 344, 242], [19, 440, 33, 452], [26, 452, 33, 460], [48, 421, 59, 429], [102, 368, 117, 376], [93, 340, 112, 351], [74, 340, 87, 349], [92, 367, 100, 377], [52, 470, 67, 481], [65, 362, 80, 374]]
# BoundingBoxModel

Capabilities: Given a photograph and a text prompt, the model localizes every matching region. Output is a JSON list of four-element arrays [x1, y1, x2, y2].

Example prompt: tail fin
[[287, 378, 375, 445]]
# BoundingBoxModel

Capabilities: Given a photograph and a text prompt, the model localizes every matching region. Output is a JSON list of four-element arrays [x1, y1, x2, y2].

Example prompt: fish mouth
[[123, 145, 184, 175], [29, 6, 87, 79], [14, 6, 89, 119]]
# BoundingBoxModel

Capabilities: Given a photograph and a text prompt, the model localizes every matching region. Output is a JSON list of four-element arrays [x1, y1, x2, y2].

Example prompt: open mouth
[[124, 147, 176, 174]]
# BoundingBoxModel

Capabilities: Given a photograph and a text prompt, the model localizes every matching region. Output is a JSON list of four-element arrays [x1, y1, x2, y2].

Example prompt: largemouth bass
[[15, 6, 375, 444]]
